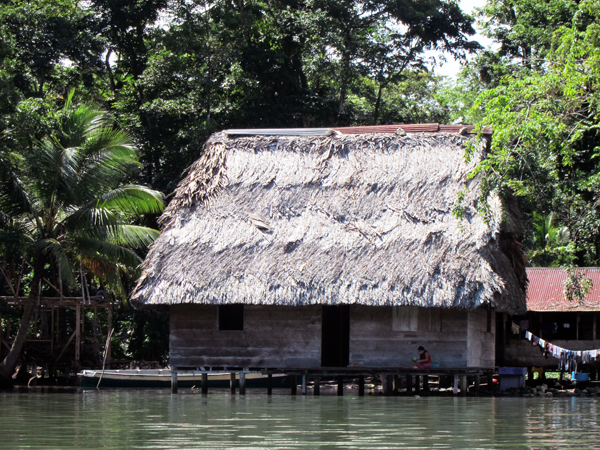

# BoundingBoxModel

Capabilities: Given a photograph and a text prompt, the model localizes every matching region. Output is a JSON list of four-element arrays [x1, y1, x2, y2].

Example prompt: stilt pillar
[[406, 374, 413, 394], [314, 376, 320, 396], [337, 376, 343, 396], [453, 375, 459, 395], [461, 375, 468, 396], [475, 375, 480, 393], [415, 375, 421, 394], [267, 374, 273, 395], [106, 306, 112, 369], [383, 374, 393, 396], [201, 373, 208, 394], [75, 303, 81, 363], [423, 375, 430, 393], [301, 374, 307, 395], [358, 375, 364, 396], [239, 372, 246, 395], [230, 373, 236, 394], [171, 370, 178, 394], [291, 375, 297, 395]]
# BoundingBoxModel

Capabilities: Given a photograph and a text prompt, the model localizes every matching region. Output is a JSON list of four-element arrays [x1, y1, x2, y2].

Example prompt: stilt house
[[132, 124, 527, 371], [500, 267, 600, 369]]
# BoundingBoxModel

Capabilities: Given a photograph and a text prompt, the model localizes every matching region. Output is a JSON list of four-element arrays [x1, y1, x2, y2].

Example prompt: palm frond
[[107, 225, 160, 248], [97, 185, 165, 216], [32, 238, 77, 286], [73, 237, 143, 269], [0, 153, 35, 217]]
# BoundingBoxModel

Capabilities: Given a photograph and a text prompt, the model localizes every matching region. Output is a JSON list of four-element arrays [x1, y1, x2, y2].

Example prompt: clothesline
[[520, 329, 600, 373]]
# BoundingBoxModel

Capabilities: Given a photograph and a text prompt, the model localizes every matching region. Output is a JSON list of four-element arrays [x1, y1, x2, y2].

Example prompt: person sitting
[[411, 346, 432, 369]]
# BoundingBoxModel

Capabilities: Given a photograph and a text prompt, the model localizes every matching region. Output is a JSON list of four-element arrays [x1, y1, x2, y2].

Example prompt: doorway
[[321, 305, 350, 367]]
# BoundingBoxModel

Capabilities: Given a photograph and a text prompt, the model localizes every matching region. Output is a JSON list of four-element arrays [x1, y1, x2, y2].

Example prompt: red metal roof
[[526, 267, 600, 312], [331, 123, 492, 135]]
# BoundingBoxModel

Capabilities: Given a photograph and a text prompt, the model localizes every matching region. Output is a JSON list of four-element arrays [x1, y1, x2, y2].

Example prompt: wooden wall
[[170, 304, 495, 369], [349, 305, 494, 368], [467, 307, 496, 367], [170, 304, 321, 369]]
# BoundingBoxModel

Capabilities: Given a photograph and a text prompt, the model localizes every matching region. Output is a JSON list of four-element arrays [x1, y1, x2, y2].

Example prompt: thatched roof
[[132, 127, 527, 314]]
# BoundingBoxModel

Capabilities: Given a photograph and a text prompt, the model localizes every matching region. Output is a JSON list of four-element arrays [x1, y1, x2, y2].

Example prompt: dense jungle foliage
[[1, 0, 599, 368]]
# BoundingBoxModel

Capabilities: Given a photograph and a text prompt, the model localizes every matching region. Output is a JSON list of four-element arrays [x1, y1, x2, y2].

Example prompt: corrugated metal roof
[[526, 267, 600, 312], [224, 124, 493, 136]]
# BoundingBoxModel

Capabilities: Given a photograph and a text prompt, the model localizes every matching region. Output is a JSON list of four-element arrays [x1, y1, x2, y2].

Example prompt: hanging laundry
[[519, 331, 600, 374]]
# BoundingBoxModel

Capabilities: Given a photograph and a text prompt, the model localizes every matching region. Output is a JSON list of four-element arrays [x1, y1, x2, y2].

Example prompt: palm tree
[[0, 93, 164, 385]]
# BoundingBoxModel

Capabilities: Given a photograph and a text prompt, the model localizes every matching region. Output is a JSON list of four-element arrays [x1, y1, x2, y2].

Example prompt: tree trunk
[[0, 257, 44, 387], [373, 83, 383, 125]]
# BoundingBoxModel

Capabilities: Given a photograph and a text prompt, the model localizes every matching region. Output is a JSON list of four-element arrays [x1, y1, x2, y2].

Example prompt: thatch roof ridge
[[134, 131, 526, 314]]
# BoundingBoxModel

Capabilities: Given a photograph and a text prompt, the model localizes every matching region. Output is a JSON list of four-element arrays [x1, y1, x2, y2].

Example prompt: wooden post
[[291, 375, 297, 395], [415, 375, 421, 394], [201, 373, 208, 394], [461, 375, 468, 396], [171, 371, 178, 394], [75, 303, 81, 363], [267, 374, 273, 395], [301, 374, 307, 395], [423, 375, 430, 393], [230, 373, 236, 394], [106, 306, 112, 369], [406, 374, 412, 394], [314, 376, 320, 396], [357, 375, 364, 396], [239, 372, 246, 395], [0, 310, 3, 359], [384, 374, 393, 396], [50, 307, 54, 355], [337, 376, 343, 396], [475, 375, 480, 393], [394, 375, 400, 394], [55, 330, 76, 363], [453, 375, 459, 395]]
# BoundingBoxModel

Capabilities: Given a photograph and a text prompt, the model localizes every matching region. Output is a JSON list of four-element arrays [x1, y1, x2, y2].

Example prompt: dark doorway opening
[[321, 305, 350, 367]]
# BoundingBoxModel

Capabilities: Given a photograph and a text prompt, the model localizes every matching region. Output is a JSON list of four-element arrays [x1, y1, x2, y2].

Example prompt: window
[[219, 304, 244, 330], [393, 306, 441, 332]]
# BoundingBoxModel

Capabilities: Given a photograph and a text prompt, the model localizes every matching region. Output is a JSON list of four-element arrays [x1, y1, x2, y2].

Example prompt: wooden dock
[[169, 366, 493, 396]]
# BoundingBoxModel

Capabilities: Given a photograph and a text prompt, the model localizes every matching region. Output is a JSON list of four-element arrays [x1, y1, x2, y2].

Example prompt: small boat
[[78, 369, 291, 389]]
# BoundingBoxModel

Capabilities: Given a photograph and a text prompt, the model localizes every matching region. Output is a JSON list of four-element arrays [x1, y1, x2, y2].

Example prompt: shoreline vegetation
[[2, 0, 600, 381]]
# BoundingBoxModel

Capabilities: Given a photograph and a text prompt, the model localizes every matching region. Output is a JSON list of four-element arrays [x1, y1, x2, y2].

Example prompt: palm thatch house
[[132, 124, 527, 372]]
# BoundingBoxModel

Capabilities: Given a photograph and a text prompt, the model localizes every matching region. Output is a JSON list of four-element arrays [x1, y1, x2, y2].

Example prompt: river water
[[1, 388, 599, 449]]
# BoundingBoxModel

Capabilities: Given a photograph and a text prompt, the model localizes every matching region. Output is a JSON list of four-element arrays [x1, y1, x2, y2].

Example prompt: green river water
[[1, 388, 599, 449]]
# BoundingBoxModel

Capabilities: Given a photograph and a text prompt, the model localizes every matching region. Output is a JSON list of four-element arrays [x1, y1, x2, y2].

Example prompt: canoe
[[78, 369, 291, 389]]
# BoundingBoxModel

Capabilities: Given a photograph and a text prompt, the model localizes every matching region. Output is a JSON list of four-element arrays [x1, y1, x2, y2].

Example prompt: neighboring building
[[132, 124, 527, 371], [500, 267, 600, 368]]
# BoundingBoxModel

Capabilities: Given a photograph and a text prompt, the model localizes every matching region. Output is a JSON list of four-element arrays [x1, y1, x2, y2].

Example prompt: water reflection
[[1, 389, 599, 449]]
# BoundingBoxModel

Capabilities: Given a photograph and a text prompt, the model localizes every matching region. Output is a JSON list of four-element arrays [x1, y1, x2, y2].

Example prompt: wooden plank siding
[[170, 304, 321, 368], [349, 306, 472, 367], [467, 307, 496, 367], [170, 304, 495, 369]]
